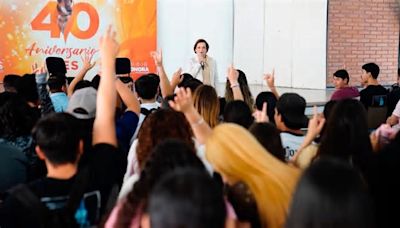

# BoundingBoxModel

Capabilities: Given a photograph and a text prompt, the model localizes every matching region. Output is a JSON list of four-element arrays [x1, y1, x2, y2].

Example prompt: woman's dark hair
[[286, 158, 374, 228], [116, 139, 206, 228], [0, 92, 36, 140], [178, 74, 203, 93], [249, 123, 285, 162], [317, 99, 373, 177], [223, 100, 254, 129], [255, 91, 277, 124], [225, 69, 254, 110], [148, 168, 226, 228], [136, 109, 194, 170], [193, 39, 209, 53]]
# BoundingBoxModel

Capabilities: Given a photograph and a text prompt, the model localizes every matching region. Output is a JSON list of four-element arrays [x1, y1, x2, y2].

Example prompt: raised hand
[[81, 52, 96, 71], [32, 62, 47, 75], [169, 87, 194, 114], [227, 65, 239, 84], [306, 106, 325, 139], [150, 50, 163, 67], [99, 25, 119, 68], [171, 68, 183, 85], [264, 68, 275, 89], [253, 102, 269, 123]]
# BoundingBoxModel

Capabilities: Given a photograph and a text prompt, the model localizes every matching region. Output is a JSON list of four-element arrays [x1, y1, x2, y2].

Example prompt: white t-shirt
[[280, 132, 305, 161]]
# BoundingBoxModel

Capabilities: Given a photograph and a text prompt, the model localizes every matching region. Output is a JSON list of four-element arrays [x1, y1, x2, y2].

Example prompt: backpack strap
[[140, 107, 159, 117], [9, 184, 49, 224]]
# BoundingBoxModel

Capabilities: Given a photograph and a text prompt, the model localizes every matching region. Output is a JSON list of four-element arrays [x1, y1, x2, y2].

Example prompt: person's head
[[206, 123, 300, 227], [225, 69, 254, 110], [255, 91, 278, 124], [16, 74, 39, 106], [193, 85, 220, 128], [249, 123, 286, 162], [317, 99, 372, 175], [3, 74, 21, 93], [177, 75, 203, 93], [0, 92, 36, 140], [144, 168, 226, 228], [117, 139, 206, 228], [47, 75, 67, 93], [333, 69, 350, 89], [32, 112, 82, 166], [275, 93, 308, 131], [135, 74, 160, 101], [223, 100, 254, 129], [67, 87, 97, 120], [286, 158, 373, 228], [137, 109, 194, 170], [361, 62, 380, 83], [193, 39, 209, 57]]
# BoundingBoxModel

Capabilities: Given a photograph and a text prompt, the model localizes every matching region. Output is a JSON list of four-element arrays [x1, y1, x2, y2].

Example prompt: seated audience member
[[47, 75, 69, 112], [132, 74, 161, 139], [223, 100, 254, 129], [3, 74, 21, 93], [125, 109, 194, 178], [143, 169, 226, 228], [286, 158, 374, 228], [330, 69, 360, 100], [0, 92, 41, 182], [106, 139, 207, 227], [0, 27, 125, 227], [274, 93, 308, 161], [386, 99, 400, 127], [316, 99, 373, 179], [249, 122, 286, 162], [359, 62, 388, 108], [193, 85, 220, 128]]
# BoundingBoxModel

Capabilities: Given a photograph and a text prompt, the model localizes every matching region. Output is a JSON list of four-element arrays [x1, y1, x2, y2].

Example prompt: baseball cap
[[276, 93, 308, 129], [67, 87, 97, 119]]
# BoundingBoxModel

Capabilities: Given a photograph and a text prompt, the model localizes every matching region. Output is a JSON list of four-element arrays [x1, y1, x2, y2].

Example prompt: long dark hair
[[225, 69, 254, 110], [286, 158, 374, 228], [116, 139, 206, 228], [316, 99, 373, 176]]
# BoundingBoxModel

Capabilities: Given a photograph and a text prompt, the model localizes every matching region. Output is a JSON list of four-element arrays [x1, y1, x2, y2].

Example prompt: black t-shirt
[[360, 85, 388, 108], [0, 143, 124, 227]]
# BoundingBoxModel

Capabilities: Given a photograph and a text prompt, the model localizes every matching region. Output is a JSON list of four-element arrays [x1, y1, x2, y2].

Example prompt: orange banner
[[0, 0, 157, 81]]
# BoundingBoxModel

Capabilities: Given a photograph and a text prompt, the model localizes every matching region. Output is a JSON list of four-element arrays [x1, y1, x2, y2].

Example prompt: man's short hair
[[276, 93, 308, 129], [47, 76, 66, 92], [3, 74, 21, 92], [333, 69, 350, 83], [134, 74, 160, 100], [148, 168, 226, 228], [32, 113, 81, 165], [362, 63, 380, 79]]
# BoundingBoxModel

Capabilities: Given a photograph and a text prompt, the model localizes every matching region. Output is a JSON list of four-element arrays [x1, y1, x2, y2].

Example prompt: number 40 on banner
[[31, 2, 99, 41]]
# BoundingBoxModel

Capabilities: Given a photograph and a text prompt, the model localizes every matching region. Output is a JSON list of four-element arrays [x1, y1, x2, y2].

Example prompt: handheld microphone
[[200, 61, 205, 70]]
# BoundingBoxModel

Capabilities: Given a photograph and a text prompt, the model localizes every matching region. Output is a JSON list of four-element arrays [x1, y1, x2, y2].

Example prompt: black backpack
[[9, 168, 90, 228]]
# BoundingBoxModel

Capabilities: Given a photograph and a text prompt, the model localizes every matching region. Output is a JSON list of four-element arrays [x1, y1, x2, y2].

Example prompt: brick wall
[[327, 0, 399, 87]]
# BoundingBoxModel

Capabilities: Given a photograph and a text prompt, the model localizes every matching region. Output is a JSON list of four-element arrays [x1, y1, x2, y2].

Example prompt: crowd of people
[[1, 28, 400, 228]]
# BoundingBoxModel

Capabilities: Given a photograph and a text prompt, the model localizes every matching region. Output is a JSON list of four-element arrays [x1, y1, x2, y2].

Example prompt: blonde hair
[[206, 123, 300, 228], [193, 85, 220, 128]]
